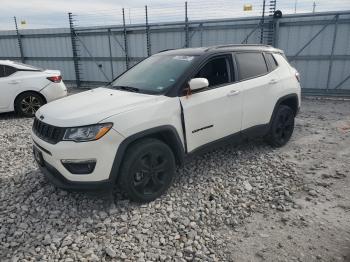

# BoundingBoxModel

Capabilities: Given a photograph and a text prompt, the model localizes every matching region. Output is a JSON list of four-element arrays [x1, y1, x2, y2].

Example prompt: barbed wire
[[1, 0, 349, 30], [73, 0, 267, 28]]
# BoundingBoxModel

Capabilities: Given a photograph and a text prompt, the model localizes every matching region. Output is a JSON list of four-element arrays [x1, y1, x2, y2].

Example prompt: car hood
[[36, 87, 163, 127]]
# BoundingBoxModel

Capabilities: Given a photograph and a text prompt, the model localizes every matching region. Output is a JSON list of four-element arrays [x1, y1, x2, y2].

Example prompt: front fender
[[108, 125, 185, 183]]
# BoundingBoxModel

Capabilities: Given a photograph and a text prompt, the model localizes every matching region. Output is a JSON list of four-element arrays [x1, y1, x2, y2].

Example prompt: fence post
[[107, 29, 114, 81], [145, 5, 151, 56], [13, 16, 24, 63], [260, 0, 266, 44], [122, 8, 129, 69], [68, 12, 81, 87], [326, 14, 339, 91], [185, 2, 189, 48]]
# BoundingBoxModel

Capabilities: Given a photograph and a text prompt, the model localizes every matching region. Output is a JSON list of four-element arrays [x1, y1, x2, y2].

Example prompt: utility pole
[[312, 1, 316, 13], [294, 0, 298, 14]]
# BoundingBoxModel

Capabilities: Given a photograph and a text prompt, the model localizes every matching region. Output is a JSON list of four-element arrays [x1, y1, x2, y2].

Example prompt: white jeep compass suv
[[32, 44, 301, 202]]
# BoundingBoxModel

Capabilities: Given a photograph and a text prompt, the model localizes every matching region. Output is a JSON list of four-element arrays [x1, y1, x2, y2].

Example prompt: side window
[[195, 57, 231, 87], [265, 53, 278, 71], [4, 66, 17, 77], [0, 65, 5, 77], [235, 52, 268, 81]]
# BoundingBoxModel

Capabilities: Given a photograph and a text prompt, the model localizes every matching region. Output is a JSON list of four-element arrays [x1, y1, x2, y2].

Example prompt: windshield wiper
[[112, 85, 140, 93]]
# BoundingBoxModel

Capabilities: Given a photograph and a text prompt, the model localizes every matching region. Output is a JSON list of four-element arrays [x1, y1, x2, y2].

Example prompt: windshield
[[111, 55, 197, 94]]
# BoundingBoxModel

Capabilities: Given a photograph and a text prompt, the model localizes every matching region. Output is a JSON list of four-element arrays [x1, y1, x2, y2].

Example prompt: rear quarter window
[[265, 53, 278, 71], [273, 53, 292, 67], [235, 52, 268, 81]]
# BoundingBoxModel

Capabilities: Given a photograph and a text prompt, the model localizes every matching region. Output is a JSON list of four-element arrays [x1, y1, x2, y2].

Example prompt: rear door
[[179, 54, 243, 152], [234, 52, 279, 130]]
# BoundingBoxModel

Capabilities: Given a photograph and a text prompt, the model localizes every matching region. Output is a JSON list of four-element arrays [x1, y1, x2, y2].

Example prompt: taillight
[[295, 72, 300, 82], [47, 75, 62, 83]]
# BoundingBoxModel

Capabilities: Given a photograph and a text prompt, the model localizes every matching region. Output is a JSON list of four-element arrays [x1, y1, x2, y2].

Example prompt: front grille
[[32, 118, 65, 144]]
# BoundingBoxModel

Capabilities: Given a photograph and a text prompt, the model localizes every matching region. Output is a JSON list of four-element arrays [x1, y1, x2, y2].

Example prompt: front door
[[179, 55, 243, 152]]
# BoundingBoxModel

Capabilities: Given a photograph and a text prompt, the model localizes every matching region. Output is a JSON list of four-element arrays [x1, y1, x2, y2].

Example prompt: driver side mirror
[[188, 78, 209, 91]]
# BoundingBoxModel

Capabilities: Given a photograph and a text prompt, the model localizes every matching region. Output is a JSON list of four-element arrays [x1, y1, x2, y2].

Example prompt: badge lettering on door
[[192, 125, 214, 134]]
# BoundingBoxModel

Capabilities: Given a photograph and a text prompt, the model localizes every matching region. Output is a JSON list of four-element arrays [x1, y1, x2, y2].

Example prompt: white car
[[32, 44, 301, 202], [0, 60, 67, 117]]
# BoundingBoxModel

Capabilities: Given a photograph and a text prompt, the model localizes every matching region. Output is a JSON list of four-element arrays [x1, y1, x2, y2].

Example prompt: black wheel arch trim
[[269, 93, 299, 128], [108, 125, 185, 183]]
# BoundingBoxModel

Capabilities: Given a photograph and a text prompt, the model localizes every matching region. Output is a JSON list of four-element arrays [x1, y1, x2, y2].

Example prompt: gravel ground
[[0, 97, 349, 261]]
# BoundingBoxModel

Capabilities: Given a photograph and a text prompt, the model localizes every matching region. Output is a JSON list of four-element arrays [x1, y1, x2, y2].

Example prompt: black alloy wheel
[[21, 96, 41, 115], [119, 138, 176, 202], [267, 105, 295, 147], [15, 92, 45, 117]]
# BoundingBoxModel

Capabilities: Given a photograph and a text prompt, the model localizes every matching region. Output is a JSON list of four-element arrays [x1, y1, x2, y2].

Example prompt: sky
[[1, 0, 349, 30]]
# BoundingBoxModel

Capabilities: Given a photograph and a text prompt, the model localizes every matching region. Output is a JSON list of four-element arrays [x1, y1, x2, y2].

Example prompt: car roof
[[0, 60, 17, 66], [154, 44, 284, 56], [0, 60, 40, 70]]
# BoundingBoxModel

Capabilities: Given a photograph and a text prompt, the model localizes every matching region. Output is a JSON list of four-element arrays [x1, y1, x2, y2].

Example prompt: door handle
[[269, 79, 278, 85], [8, 80, 21, 84], [227, 90, 240, 97]]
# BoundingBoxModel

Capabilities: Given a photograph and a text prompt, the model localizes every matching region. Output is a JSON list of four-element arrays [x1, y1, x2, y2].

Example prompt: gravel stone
[[105, 246, 117, 258], [243, 181, 253, 191], [0, 114, 302, 261], [308, 190, 318, 197]]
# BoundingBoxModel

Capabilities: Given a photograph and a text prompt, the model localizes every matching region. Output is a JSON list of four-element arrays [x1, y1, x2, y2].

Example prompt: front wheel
[[15, 92, 45, 117], [266, 105, 295, 147], [118, 138, 176, 202]]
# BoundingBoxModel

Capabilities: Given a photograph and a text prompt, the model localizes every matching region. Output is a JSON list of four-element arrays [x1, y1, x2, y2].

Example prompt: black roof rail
[[157, 49, 174, 53]]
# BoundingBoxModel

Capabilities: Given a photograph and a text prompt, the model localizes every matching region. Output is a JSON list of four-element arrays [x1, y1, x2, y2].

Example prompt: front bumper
[[37, 156, 112, 190], [32, 127, 124, 189]]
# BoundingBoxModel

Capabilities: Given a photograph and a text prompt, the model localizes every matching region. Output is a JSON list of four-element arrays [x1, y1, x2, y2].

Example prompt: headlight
[[63, 123, 113, 142]]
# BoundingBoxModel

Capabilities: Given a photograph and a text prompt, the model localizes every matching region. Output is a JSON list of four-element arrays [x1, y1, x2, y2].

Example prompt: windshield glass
[[111, 55, 197, 94]]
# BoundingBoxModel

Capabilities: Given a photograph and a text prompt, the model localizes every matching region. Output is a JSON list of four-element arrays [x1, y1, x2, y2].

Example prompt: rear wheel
[[266, 105, 295, 147], [118, 138, 176, 202], [15, 92, 45, 117]]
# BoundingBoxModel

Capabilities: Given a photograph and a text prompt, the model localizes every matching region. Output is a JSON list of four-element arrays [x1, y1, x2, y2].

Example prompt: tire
[[15, 92, 45, 117], [266, 105, 295, 147], [118, 138, 176, 203]]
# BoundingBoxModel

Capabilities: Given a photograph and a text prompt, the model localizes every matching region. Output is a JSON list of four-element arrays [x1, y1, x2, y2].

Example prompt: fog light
[[61, 159, 96, 174]]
